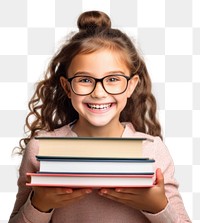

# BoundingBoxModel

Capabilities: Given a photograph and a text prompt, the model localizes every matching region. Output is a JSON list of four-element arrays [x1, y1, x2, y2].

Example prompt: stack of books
[[26, 137, 155, 188]]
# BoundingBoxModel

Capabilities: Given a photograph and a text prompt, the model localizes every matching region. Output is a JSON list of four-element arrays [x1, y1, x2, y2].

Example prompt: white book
[[37, 157, 155, 174]]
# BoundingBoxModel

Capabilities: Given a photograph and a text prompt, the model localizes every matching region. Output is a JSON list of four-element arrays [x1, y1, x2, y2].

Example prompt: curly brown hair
[[18, 11, 162, 154]]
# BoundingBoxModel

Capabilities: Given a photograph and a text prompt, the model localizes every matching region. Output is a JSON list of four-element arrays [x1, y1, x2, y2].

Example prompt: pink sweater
[[9, 122, 191, 223]]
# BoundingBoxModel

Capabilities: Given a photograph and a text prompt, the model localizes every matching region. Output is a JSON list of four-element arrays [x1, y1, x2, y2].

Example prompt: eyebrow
[[73, 71, 126, 76]]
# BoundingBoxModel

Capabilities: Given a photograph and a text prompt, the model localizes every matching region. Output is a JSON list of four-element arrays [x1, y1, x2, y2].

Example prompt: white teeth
[[88, 104, 111, 110]]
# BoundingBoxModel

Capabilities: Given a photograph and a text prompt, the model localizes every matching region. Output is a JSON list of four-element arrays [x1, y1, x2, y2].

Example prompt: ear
[[60, 76, 71, 98], [127, 75, 139, 98]]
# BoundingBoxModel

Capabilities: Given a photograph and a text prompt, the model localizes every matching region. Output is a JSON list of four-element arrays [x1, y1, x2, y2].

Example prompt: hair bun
[[77, 11, 111, 32]]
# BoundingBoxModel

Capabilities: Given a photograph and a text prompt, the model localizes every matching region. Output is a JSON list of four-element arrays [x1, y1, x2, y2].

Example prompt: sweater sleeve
[[142, 137, 191, 223], [8, 138, 54, 223]]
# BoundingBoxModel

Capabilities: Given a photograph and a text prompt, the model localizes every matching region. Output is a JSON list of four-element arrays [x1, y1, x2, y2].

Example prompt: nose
[[90, 82, 107, 98]]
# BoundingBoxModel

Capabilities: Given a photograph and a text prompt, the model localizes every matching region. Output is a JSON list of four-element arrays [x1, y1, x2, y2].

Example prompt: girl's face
[[60, 49, 138, 135]]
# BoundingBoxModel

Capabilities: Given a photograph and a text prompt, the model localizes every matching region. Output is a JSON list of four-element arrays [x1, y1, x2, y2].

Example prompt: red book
[[26, 172, 154, 188]]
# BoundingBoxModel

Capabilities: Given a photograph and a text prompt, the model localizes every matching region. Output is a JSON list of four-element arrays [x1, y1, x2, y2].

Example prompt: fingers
[[115, 187, 149, 194], [98, 188, 140, 210], [31, 187, 93, 211], [59, 188, 92, 204], [33, 186, 92, 195], [155, 168, 164, 186], [99, 188, 134, 200], [53, 187, 73, 195], [56, 188, 91, 199]]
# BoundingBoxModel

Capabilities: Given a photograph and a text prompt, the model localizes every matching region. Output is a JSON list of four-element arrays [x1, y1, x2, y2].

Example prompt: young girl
[[9, 11, 191, 223]]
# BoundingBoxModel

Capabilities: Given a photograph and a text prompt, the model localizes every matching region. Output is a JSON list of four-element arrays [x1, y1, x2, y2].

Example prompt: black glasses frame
[[67, 74, 131, 96]]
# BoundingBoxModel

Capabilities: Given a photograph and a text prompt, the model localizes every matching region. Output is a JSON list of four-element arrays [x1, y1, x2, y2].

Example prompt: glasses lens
[[71, 76, 95, 95], [103, 75, 128, 94]]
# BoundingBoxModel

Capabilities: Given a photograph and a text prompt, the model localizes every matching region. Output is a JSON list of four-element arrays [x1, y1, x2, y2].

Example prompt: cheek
[[115, 95, 128, 108], [70, 94, 84, 109]]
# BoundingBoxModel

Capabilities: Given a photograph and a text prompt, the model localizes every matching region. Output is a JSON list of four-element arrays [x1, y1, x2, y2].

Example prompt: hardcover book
[[35, 137, 147, 158], [26, 172, 154, 188], [36, 156, 155, 174]]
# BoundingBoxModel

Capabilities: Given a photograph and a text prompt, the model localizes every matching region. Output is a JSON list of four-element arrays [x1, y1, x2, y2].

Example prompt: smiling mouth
[[87, 103, 112, 110]]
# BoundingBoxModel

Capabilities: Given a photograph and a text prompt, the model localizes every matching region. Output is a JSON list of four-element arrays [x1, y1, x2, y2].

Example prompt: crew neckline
[[68, 121, 135, 138]]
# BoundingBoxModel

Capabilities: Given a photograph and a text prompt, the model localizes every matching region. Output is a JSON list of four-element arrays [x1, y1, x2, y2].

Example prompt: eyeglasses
[[67, 74, 131, 96]]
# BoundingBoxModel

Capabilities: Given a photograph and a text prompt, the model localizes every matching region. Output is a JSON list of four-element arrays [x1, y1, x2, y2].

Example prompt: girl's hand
[[99, 168, 168, 214], [31, 186, 92, 212]]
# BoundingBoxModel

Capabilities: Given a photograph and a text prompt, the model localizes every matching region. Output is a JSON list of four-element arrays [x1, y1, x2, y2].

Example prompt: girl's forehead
[[68, 49, 130, 76], [73, 49, 130, 66], [71, 49, 129, 67]]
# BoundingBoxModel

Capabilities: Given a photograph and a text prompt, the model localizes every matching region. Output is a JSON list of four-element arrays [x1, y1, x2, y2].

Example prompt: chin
[[89, 121, 110, 127], [87, 117, 116, 128]]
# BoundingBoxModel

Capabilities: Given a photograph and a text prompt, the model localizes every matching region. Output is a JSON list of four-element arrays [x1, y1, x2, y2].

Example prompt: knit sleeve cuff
[[142, 202, 178, 223], [22, 192, 54, 223]]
